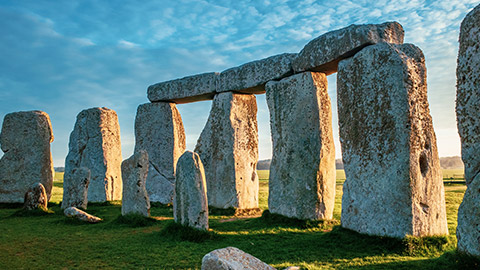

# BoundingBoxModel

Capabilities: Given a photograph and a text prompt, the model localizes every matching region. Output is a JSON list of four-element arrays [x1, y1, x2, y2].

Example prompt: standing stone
[[174, 151, 208, 230], [195, 92, 259, 210], [64, 107, 122, 203], [266, 72, 335, 220], [293, 22, 404, 74], [24, 183, 48, 210], [121, 150, 150, 217], [61, 167, 90, 210], [201, 247, 275, 270], [0, 111, 54, 203], [337, 42, 448, 238], [456, 4, 480, 256], [134, 102, 186, 204]]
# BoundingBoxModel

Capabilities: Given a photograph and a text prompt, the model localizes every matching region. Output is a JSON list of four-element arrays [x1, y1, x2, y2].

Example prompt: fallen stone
[[64, 107, 123, 203], [266, 72, 335, 220], [337, 42, 448, 238], [456, 4, 480, 257], [217, 53, 296, 94], [64, 207, 102, 223], [0, 110, 54, 203], [293, 22, 404, 75], [148, 72, 218, 104], [24, 183, 48, 210], [61, 167, 90, 209], [134, 102, 186, 204], [201, 247, 275, 270], [195, 92, 259, 210], [122, 150, 150, 217], [174, 151, 208, 230]]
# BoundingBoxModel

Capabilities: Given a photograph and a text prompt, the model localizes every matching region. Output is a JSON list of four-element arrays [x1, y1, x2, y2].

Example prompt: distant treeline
[[256, 156, 464, 170]]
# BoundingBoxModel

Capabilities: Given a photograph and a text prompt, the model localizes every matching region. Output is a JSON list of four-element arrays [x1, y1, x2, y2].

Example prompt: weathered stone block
[[174, 151, 208, 230], [337, 42, 448, 238], [456, 4, 480, 257], [266, 72, 335, 220], [64, 107, 122, 203], [201, 247, 275, 270], [293, 22, 404, 75], [195, 92, 259, 209], [24, 183, 48, 210], [217, 53, 296, 94], [121, 150, 150, 217], [134, 102, 186, 204], [148, 72, 218, 104], [64, 207, 102, 223], [0, 110, 54, 203], [61, 167, 90, 209]]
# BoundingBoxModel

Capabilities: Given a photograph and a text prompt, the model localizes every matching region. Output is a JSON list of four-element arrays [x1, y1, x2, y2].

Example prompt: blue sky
[[0, 0, 478, 166]]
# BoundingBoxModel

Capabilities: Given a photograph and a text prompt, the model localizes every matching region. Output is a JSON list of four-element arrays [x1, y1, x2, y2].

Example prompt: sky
[[0, 0, 478, 166]]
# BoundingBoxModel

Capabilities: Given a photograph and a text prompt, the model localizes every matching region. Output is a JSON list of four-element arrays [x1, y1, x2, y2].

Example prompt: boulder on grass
[[61, 167, 90, 210], [121, 150, 150, 217], [64, 207, 102, 223], [201, 247, 275, 270], [24, 183, 48, 210]]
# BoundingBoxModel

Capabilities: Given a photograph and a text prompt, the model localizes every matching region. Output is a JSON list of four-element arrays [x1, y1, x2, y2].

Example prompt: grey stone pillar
[[195, 92, 259, 210], [134, 102, 186, 204], [337, 42, 448, 238], [266, 72, 336, 220]]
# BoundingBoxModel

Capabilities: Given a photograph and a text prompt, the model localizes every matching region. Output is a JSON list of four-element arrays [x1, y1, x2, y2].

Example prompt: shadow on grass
[[158, 221, 218, 243], [111, 213, 157, 227], [11, 207, 54, 217]]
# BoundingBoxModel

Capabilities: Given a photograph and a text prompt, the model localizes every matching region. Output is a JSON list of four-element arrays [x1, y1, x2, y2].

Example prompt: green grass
[[0, 171, 477, 269]]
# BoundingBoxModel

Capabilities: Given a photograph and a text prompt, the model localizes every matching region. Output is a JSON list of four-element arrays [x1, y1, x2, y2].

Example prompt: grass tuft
[[402, 235, 452, 256], [12, 206, 54, 217], [159, 221, 217, 243], [113, 213, 157, 227], [261, 210, 340, 229]]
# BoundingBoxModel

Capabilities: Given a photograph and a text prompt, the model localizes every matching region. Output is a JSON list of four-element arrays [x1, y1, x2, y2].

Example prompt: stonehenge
[[0, 110, 54, 203], [24, 183, 48, 210], [195, 92, 259, 210], [266, 72, 335, 220], [64, 107, 123, 203], [61, 167, 90, 210], [456, 4, 480, 257], [337, 42, 448, 238], [173, 151, 209, 230], [134, 102, 186, 204], [121, 150, 150, 217]]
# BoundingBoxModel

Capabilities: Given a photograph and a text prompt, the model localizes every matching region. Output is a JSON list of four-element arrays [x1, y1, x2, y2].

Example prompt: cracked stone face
[[0, 110, 54, 203], [266, 72, 336, 221], [121, 150, 150, 217], [64, 107, 122, 203], [194, 92, 259, 210], [174, 151, 208, 230], [134, 102, 186, 204], [61, 167, 90, 210], [456, 4, 480, 257], [337, 42, 448, 238]]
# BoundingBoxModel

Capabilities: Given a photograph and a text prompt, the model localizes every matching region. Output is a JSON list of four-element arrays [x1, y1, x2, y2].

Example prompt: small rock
[[121, 150, 150, 217], [201, 247, 275, 270], [64, 207, 102, 223], [61, 167, 90, 209], [174, 151, 208, 230], [24, 183, 48, 210]]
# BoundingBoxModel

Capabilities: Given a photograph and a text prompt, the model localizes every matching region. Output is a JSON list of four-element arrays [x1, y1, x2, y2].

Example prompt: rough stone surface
[[24, 183, 48, 210], [121, 150, 150, 217], [0, 110, 54, 203], [217, 53, 296, 94], [266, 72, 335, 220], [195, 92, 259, 209], [337, 42, 448, 238], [134, 102, 186, 204], [293, 22, 404, 75], [201, 247, 275, 270], [64, 207, 102, 223], [64, 107, 122, 203], [148, 72, 218, 104], [174, 151, 208, 230], [61, 167, 90, 209], [456, 4, 480, 257]]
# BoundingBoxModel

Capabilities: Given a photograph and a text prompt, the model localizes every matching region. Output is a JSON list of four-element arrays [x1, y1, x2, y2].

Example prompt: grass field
[[0, 170, 477, 269]]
